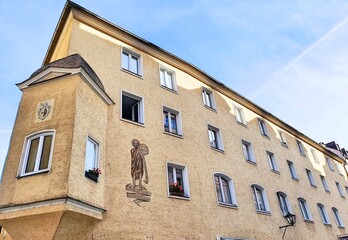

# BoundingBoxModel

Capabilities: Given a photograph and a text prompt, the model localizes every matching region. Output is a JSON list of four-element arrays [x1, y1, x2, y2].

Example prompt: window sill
[[203, 105, 217, 112], [168, 193, 190, 201], [304, 219, 314, 223], [17, 169, 49, 179], [85, 171, 99, 183], [121, 68, 143, 79], [291, 177, 299, 182], [218, 202, 238, 209], [210, 147, 225, 154], [300, 153, 306, 157], [323, 223, 332, 227], [281, 142, 288, 148], [236, 121, 247, 127], [338, 225, 345, 229], [120, 118, 145, 127], [256, 210, 271, 216], [163, 131, 183, 139], [160, 85, 178, 94], [310, 185, 317, 188], [246, 160, 257, 166], [261, 134, 270, 139], [271, 169, 280, 175], [325, 190, 330, 193]]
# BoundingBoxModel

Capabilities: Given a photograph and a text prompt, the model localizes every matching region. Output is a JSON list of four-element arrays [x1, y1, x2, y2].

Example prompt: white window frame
[[276, 191, 293, 216], [121, 47, 142, 76], [297, 140, 306, 156], [326, 157, 335, 171], [298, 197, 313, 221], [279, 131, 288, 146], [332, 207, 345, 227], [336, 161, 345, 176], [234, 106, 246, 125], [258, 118, 269, 137], [306, 169, 316, 187], [336, 182, 345, 198], [166, 162, 190, 199], [311, 149, 319, 163], [208, 125, 224, 151], [241, 140, 256, 163], [213, 173, 238, 207], [159, 67, 177, 91], [120, 90, 145, 125], [202, 87, 216, 110], [18, 130, 55, 177], [251, 184, 270, 213], [162, 106, 183, 136], [287, 160, 298, 180], [84, 135, 100, 172], [320, 175, 330, 192], [267, 151, 279, 172], [317, 203, 331, 225]]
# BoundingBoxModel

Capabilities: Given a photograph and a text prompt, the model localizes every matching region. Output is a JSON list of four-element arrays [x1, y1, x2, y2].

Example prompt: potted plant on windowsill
[[85, 168, 101, 182], [169, 183, 185, 197]]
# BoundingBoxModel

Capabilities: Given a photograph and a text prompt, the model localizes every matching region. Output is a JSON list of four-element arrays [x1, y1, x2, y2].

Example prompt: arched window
[[18, 130, 55, 177], [332, 207, 344, 227], [214, 173, 237, 207], [298, 197, 313, 221], [276, 192, 293, 216], [251, 184, 270, 213], [317, 203, 331, 225]]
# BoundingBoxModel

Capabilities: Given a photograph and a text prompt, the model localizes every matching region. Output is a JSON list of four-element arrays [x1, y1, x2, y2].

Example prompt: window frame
[[234, 106, 246, 125], [84, 135, 100, 172], [320, 175, 330, 192], [332, 207, 345, 228], [279, 131, 288, 146], [297, 140, 306, 156], [213, 173, 238, 208], [267, 151, 279, 173], [166, 162, 190, 199], [202, 87, 217, 110], [326, 157, 335, 171], [311, 149, 319, 163], [287, 160, 298, 180], [120, 90, 145, 125], [207, 124, 224, 152], [241, 139, 256, 164], [335, 161, 345, 176], [317, 203, 331, 225], [336, 182, 345, 198], [276, 191, 293, 216], [251, 184, 270, 214], [121, 47, 143, 76], [305, 169, 317, 187], [162, 106, 183, 136], [258, 118, 269, 137], [159, 66, 177, 92], [298, 197, 313, 221]]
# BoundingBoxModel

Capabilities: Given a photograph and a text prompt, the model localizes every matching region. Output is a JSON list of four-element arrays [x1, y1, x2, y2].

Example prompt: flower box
[[85, 169, 101, 183]]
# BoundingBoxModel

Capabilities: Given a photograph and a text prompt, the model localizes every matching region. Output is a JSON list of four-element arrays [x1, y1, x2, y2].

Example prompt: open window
[[121, 91, 144, 124]]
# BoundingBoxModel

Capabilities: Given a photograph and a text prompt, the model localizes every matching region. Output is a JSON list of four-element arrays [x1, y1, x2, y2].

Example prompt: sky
[[1, 0, 348, 176]]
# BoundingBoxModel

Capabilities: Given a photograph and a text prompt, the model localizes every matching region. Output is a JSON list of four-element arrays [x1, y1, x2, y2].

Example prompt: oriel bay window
[[163, 106, 182, 136], [19, 130, 55, 177], [214, 173, 237, 207], [167, 162, 190, 198]]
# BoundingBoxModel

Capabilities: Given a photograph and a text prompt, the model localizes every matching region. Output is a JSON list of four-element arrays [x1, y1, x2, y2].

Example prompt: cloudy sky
[[1, 1, 348, 177]]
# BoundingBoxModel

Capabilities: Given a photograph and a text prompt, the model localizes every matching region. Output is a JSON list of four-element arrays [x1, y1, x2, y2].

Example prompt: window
[[251, 184, 270, 213], [287, 160, 298, 180], [311, 149, 319, 163], [277, 192, 293, 216], [19, 131, 55, 176], [317, 203, 331, 225], [267, 151, 279, 172], [214, 173, 237, 207], [336, 182, 345, 198], [85, 136, 99, 171], [298, 198, 313, 221], [167, 162, 190, 198], [122, 48, 142, 75], [320, 175, 330, 192], [336, 162, 345, 176], [241, 140, 256, 163], [345, 186, 348, 195], [202, 87, 216, 110], [121, 91, 144, 124], [258, 119, 269, 137], [234, 106, 246, 125], [297, 140, 306, 156], [279, 131, 288, 146], [163, 106, 182, 136], [208, 125, 224, 151], [326, 157, 335, 171], [332, 207, 344, 227], [306, 169, 316, 187], [160, 68, 176, 91]]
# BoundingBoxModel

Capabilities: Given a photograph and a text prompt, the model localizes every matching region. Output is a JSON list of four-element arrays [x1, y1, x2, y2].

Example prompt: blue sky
[[1, 0, 348, 176]]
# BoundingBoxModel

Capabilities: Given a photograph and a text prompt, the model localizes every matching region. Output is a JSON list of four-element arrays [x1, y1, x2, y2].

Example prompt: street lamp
[[279, 213, 296, 239]]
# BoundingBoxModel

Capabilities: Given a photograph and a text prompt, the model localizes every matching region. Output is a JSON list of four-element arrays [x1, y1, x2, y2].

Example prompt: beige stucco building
[[0, 1, 348, 239]]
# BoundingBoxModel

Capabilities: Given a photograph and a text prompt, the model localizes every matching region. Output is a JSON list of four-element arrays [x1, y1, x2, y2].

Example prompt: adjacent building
[[0, 1, 347, 239]]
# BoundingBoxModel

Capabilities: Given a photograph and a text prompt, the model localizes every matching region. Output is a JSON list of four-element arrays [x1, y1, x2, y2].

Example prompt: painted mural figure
[[131, 139, 149, 189]]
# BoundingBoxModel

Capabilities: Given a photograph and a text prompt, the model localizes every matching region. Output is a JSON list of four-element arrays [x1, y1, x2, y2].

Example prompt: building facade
[[0, 1, 347, 239]]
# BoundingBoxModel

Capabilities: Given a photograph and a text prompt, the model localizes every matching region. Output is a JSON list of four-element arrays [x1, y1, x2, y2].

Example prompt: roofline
[[43, 1, 346, 165]]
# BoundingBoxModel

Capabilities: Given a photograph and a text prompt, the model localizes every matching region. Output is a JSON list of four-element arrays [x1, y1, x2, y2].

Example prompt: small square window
[[267, 151, 279, 173], [306, 169, 316, 187], [202, 87, 216, 110], [163, 106, 182, 136], [234, 106, 246, 125], [287, 160, 298, 180], [208, 125, 224, 151], [297, 140, 306, 156], [258, 119, 269, 137], [84, 136, 100, 182], [320, 175, 330, 192], [121, 91, 144, 124], [167, 162, 190, 198], [242, 140, 256, 163], [160, 67, 176, 91], [279, 131, 288, 146], [122, 48, 142, 76], [311, 149, 319, 163]]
